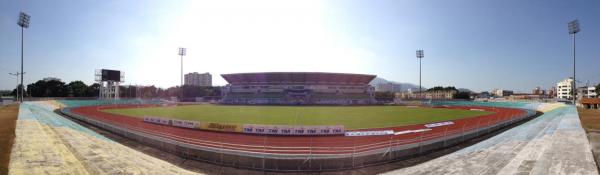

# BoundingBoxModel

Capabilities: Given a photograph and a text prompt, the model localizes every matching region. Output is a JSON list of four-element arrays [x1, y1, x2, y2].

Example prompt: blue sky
[[1, 0, 598, 92]]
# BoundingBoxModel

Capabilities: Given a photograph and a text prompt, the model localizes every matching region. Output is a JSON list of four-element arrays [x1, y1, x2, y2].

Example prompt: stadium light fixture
[[17, 11, 30, 103], [568, 20, 580, 104], [178, 47, 186, 101], [416, 50, 424, 99]]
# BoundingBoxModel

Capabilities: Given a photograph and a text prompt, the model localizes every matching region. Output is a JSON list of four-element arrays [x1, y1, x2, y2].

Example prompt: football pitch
[[102, 105, 493, 130]]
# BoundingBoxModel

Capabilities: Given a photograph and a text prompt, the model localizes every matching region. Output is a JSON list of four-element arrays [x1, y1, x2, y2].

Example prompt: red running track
[[69, 105, 528, 155]]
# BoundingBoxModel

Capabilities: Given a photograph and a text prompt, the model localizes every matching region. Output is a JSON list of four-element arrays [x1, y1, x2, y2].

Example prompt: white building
[[578, 86, 597, 99], [493, 89, 513, 97], [184, 72, 212, 86], [556, 78, 574, 100]]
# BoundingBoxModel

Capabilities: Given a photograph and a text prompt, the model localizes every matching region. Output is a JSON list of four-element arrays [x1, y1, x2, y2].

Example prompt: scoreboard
[[101, 69, 121, 82]]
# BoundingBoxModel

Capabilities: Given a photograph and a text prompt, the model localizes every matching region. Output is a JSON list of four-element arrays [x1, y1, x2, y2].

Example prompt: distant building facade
[[396, 90, 457, 100], [556, 78, 574, 100], [493, 89, 513, 97], [577, 86, 597, 99], [374, 83, 402, 92], [547, 86, 556, 98], [184, 72, 212, 86], [581, 98, 600, 109], [532, 87, 546, 95]]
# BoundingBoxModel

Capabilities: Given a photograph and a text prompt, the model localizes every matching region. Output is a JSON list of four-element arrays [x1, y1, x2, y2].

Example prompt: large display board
[[101, 69, 121, 82]]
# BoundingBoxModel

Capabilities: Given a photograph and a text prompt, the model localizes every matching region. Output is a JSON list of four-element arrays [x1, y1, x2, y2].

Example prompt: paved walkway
[[383, 104, 598, 175], [9, 101, 198, 175]]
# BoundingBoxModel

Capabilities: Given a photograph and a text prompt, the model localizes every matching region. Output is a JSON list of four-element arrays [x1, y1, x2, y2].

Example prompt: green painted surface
[[103, 105, 492, 129]]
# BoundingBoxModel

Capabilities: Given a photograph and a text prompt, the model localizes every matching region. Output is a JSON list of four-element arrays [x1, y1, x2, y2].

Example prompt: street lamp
[[9, 72, 22, 100], [17, 11, 30, 103], [568, 20, 580, 104], [178, 47, 186, 101], [416, 49, 424, 99]]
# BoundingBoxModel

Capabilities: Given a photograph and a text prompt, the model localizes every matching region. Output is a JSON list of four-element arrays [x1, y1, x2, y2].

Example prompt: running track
[[68, 105, 529, 156]]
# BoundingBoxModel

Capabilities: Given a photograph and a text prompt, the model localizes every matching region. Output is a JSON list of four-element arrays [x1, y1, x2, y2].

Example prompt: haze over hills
[[371, 77, 474, 93], [369, 77, 424, 92]]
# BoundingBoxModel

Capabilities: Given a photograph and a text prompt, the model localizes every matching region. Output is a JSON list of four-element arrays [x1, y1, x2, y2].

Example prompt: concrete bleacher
[[384, 102, 598, 175], [9, 101, 196, 174]]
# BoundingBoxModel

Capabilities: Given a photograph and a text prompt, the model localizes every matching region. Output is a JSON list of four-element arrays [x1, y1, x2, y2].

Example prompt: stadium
[[53, 72, 540, 172], [221, 72, 376, 105]]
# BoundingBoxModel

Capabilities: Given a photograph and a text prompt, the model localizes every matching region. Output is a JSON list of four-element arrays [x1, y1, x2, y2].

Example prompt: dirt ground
[[0, 104, 19, 175], [577, 107, 600, 171]]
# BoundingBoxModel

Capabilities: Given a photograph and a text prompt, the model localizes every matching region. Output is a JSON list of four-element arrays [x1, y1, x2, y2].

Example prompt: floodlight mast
[[17, 11, 30, 103], [416, 50, 424, 99], [178, 47, 187, 101], [568, 20, 580, 104]]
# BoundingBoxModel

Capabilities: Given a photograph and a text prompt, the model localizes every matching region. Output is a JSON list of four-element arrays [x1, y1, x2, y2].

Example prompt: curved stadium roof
[[221, 72, 376, 85]]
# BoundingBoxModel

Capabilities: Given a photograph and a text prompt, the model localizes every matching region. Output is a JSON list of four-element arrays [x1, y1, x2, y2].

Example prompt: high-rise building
[[184, 72, 212, 86], [556, 78, 574, 99]]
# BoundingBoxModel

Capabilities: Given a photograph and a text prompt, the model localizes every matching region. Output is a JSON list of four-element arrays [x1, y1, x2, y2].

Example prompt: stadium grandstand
[[221, 72, 376, 105]]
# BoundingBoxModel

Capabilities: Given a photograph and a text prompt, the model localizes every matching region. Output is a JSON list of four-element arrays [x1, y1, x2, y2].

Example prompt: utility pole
[[9, 72, 23, 101]]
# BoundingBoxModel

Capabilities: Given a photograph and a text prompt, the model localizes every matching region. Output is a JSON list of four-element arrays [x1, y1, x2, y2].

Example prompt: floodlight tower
[[568, 20, 580, 104], [416, 50, 424, 99], [17, 11, 30, 103], [178, 47, 186, 100]]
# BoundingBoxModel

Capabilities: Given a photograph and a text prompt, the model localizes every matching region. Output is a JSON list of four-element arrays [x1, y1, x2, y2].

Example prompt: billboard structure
[[95, 69, 124, 99]]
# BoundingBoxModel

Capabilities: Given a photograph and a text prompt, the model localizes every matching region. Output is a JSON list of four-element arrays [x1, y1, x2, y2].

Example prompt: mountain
[[370, 77, 475, 93], [369, 77, 424, 92]]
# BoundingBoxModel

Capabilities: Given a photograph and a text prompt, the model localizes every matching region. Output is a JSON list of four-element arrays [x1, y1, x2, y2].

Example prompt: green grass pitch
[[102, 105, 493, 130]]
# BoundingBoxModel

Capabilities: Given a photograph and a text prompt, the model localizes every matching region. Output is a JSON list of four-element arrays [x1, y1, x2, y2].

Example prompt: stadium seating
[[221, 72, 376, 105]]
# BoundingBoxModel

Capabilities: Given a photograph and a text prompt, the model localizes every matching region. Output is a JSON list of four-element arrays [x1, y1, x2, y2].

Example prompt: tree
[[10, 84, 25, 98], [26, 79, 68, 97], [453, 91, 471, 99], [141, 86, 158, 98], [427, 86, 457, 92], [596, 83, 600, 98], [86, 83, 100, 97], [67, 81, 88, 97]]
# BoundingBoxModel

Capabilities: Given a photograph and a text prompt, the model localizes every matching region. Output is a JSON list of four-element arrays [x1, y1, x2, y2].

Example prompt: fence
[[60, 104, 536, 172]]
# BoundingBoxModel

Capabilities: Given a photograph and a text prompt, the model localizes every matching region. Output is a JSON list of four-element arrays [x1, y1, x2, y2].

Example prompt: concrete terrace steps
[[383, 105, 598, 175], [9, 102, 198, 175]]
